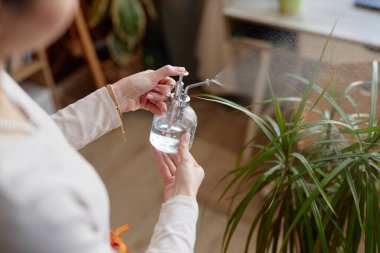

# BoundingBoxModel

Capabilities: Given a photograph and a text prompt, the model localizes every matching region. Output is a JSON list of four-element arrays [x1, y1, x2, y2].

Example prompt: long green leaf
[[345, 169, 364, 230], [345, 94, 361, 116], [350, 126, 380, 134], [292, 23, 336, 127], [288, 73, 363, 146], [368, 60, 379, 139], [195, 95, 275, 142], [316, 153, 380, 163], [247, 96, 302, 106], [291, 152, 335, 214], [222, 165, 281, 252], [309, 71, 335, 113], [281, 159, 352, 250], [257, 196, 278, 253], [245, 184, 288, 253], [287, 119, 354, 135], [373, 188, 380, 252], [344, 80, 366, 95], [219, 146, 277, 201], [365, 173, 374, 252], [346, 198, 361, 252], [299, 178, 329, 253], [293, 183, 314, 252], [289, 74, 353, 126]]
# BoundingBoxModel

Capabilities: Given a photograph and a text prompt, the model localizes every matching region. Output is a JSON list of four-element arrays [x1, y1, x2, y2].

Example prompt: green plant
[[278, 0, 303, 14], [198, 39, 380, 252], [88, 0, 157, 65]]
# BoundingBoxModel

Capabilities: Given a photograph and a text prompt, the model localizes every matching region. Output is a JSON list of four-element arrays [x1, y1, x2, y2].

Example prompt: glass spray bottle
[[149, 73, 214, 153]]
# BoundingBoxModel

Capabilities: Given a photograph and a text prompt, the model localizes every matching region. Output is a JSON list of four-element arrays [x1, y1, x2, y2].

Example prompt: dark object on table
[[355, 0, 380, 10]]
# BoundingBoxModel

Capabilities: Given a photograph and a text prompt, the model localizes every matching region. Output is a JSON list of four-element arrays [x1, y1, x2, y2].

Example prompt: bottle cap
[[170, 94, 190, 107]]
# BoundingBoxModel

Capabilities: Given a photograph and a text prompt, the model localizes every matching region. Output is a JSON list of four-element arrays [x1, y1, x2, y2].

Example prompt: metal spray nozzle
[[173, 73, 219, 100], [184, 79, 213, 95], [174, 72, 189, 101]]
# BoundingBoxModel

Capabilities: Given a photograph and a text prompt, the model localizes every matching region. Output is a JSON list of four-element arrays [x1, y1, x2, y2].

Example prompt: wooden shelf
[[8, 50, 61, 109], [6, 7, 105, 111], [10, 59, 43, 83]]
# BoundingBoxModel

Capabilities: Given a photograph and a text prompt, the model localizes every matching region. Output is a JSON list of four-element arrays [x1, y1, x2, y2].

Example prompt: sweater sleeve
[[51, 88, 121, 149], [146, 195, 199, 253]]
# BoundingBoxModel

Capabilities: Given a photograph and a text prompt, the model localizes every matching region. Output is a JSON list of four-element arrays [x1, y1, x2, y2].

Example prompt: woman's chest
[[0, 131, 111, 234]]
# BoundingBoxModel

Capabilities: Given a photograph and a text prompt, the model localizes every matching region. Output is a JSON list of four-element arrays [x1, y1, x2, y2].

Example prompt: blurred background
[[5, 0, 380, 251]]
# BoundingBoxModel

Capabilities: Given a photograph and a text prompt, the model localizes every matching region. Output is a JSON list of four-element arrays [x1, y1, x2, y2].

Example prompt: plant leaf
[[299, 178, 329, 253], [139, 0, 158, 20], [291, 153, 335, 214], [309, 71, 335, 113], [195, 95, 274, 141], [365, 173, 374, 252], [368, 60, 379, 139], [345, 169, 364, 230], [88, 0, 110, 28], [106, 33, 131, 65], [111, 0, 146, 49], [281, 159, 352, 250], [222, 165, 281, 252]]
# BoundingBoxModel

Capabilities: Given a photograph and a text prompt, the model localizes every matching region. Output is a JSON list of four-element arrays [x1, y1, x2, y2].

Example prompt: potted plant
[[278, 0, 303, 14], [87, 0, 157, 80], [199, 38, 380, 252]]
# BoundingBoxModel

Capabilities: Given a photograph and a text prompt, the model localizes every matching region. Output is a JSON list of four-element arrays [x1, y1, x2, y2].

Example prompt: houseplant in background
[[87, 0, 157, 80], [198, 37, 380, 252], [278, 0, 303, 14]]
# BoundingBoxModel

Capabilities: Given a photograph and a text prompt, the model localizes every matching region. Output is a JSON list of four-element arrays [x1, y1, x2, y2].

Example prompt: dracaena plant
[[198, 35, 380, 253]]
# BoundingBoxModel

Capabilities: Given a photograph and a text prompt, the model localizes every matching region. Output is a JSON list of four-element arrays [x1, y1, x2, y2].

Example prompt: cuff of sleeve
[[162, 195, 199, 219], [146, 195, 198, 252], [98, 87, 122, 129]]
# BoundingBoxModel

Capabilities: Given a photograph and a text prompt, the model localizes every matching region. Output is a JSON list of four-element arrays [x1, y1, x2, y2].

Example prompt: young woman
[[0, 0, 204, 252]]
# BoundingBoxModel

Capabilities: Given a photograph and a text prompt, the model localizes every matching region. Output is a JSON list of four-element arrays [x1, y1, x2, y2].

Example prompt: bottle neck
[[170, 94, 190, 108]]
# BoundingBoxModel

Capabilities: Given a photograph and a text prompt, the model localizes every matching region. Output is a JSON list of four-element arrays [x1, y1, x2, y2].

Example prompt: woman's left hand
[[111, 65, 187, 115]]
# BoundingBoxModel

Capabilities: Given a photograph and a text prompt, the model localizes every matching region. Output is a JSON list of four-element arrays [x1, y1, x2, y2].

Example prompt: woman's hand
[[111, 65, 187, 115], [154, 133, 205, 202]]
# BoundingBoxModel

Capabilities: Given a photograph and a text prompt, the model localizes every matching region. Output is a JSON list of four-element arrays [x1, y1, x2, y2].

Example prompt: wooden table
[[224, 0, 380, 48], [223, 0, 380, 143]]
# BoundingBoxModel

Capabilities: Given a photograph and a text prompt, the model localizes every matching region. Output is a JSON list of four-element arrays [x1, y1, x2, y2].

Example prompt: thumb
[[178, 132, 191, 160], [153, 65, 187, 80]]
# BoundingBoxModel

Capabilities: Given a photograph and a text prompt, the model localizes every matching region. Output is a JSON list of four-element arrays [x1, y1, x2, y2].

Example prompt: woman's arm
[[146, 134, 205, 252], [146, 196, 198, 253], [51, 87, 120, 149], [51, 65, 185, 150]]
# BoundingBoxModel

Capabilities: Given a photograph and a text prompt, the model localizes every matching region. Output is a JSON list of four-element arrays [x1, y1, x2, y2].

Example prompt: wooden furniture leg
[[74, 8, 106, 89], [244, 47, 272, 144], [37, 50, 62, 110]]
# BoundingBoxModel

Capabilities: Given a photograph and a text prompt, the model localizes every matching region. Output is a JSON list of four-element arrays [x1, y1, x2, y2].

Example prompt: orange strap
[[110, 224, 130, 253]]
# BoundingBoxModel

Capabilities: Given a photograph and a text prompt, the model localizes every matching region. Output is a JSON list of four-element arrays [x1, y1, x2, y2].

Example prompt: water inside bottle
[[150, 122, 194, 153]]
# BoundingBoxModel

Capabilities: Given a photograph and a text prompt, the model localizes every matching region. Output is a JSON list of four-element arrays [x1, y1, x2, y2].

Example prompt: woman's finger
[[178, 133, 191, 163], [154, 151, 173, 183], [146, 101, 167, 114], [153, 84, 174, 96], [146, 92, 168, 102], [168, 153, 181, 167], [155, 101, 167, 113], [162, 153, 176, 176], [153, 65, 186, 81], [158, 77, 176, 86]]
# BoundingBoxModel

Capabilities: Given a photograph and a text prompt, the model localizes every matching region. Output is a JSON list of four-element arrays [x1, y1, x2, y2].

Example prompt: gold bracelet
[[106, 84, 127, 142]]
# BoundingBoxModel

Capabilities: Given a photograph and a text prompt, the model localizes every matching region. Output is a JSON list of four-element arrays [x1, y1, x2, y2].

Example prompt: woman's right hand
[[154, 133, 205, 202]]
